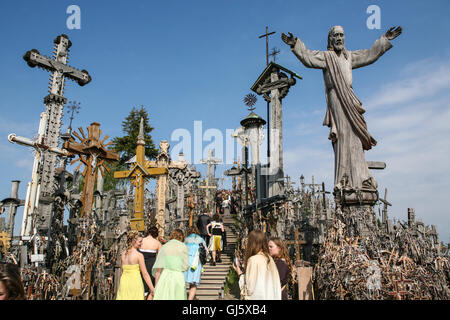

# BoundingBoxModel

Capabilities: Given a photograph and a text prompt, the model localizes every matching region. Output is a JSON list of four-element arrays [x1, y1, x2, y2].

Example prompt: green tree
[[104, 106, 158, 191]]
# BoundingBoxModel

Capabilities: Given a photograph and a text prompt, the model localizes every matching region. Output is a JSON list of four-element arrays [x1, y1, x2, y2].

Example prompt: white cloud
[[366, 59, 450, 109]]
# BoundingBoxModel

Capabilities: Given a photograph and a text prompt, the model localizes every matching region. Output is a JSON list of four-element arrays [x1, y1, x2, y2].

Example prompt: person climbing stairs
[[186, 216, 237, 300]]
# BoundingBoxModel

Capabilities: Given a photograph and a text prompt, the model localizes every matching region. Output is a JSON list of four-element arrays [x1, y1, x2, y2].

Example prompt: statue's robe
[[291, 35, 392, 189]]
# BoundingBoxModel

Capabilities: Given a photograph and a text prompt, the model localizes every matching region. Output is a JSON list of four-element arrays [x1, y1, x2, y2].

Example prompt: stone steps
[[188, 215, 237, 300]]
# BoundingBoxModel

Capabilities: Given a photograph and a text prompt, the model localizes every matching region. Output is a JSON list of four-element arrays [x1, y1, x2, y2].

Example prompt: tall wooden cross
[[63, 122, 119, 219], [259, 26, 276, 67], [188, 194, 195, 228], [285, 229, 307, 262], [199, 180, 218, 213], [145, 141, 186, 238], [379, 188, 392, 226], [114, 118, 167, 231]]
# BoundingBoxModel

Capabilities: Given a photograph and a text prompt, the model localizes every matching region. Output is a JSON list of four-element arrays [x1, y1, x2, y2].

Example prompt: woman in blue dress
[[184, 226, 209, 300]]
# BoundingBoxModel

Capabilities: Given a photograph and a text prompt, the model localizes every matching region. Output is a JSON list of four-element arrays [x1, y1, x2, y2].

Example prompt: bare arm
[[138, 253, 154, 293], [206, 223, 212, 236], [154, 268, 162, 287]]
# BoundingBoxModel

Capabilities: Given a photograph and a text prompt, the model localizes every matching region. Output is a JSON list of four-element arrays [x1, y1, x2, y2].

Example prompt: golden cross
[[114, 118, 167, 231], [144, 140, 187, 238], [0, 231, 11, 255]]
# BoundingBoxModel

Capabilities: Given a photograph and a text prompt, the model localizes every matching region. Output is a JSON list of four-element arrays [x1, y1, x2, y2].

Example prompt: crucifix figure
[[21, 34, 91, 233], [114, 118, 167, 231], [282, 26, 402, 205]]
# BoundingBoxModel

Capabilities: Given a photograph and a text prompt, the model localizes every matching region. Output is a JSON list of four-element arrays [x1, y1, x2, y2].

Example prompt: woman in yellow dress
[[116, 230, 155, 300]]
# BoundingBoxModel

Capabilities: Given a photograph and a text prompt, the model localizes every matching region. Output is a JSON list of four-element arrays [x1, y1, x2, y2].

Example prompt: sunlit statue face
[[331, 26, 345, 52]]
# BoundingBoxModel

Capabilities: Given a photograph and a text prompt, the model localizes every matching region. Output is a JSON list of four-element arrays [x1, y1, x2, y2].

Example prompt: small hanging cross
[[269, 47, 280, 62]]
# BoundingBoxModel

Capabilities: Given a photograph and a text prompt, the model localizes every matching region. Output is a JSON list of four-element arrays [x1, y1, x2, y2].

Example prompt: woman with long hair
[[232, 230, 281, 300], [184, 225, 209, 300], [206, 213, 224, 266], [0, 262, 26, 300], [269, 237, 294, 300], [139, 225, 162, 300], [152, 229, 189, 300], [116, 230, 154, 300]]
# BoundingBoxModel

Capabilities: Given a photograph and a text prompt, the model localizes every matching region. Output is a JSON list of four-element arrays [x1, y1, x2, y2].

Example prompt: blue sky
[[0, 0, 449, 242]]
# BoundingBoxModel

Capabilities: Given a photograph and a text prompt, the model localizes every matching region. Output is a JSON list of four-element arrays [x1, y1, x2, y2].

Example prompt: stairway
[[186, 215, 237, 300]]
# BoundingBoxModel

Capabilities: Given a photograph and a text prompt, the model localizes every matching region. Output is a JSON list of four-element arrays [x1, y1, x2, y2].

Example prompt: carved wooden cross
[[145, 140, 186, 238], [285, 229, 307, 262], [114, 118, 167, 231], [0, 231, 11, 255], [259, 26, 276, 66], [63, 122, 119, 218], [188, 194, 195, 228], [199, 180, 218, 212]]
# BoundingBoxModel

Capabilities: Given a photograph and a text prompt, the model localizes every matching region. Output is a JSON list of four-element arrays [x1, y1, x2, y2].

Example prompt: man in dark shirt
[[196, 211, 211, 244]]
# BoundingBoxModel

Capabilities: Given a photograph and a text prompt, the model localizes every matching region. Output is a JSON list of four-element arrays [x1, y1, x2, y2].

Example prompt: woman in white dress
[[232, 230, 281, 300]]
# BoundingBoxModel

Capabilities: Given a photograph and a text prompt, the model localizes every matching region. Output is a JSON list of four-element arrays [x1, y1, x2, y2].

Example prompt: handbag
[[199, 243, 207, 265]]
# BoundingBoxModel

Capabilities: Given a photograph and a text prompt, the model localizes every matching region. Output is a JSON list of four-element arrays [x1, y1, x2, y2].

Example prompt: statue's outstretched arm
[[282, 32, 325, 69], [351, 32, 395, 70]]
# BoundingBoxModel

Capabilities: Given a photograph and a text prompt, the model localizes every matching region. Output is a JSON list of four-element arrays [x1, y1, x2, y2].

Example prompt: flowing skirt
[[116, 264, 145, 300], [153, 269, 186, 300], [208, 235, 223, 252]]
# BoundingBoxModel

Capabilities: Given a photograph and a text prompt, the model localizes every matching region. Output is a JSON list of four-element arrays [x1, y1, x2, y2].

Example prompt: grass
[[224, 268, 239, 297]]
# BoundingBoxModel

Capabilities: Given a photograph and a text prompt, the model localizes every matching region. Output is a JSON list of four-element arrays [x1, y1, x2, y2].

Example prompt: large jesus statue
[[282, 26, 402, 194]]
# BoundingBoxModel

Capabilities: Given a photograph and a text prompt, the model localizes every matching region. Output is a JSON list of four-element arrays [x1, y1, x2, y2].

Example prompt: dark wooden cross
[[188, 194, 195, 228], [379, 188, 392, 226], [285, 229, 307, 262], [259, 26, 276, 66], [388, 274, 412, 300], [63, 122, 119, 218]]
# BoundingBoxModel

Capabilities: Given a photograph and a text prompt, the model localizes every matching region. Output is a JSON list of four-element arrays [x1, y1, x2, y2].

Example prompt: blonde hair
[[170, 229, 185, 242], [125, 230, 141, 255]]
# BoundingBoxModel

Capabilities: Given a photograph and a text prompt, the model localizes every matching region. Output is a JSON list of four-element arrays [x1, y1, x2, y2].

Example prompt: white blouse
[[239, 252, 282, 300]]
